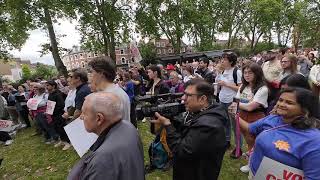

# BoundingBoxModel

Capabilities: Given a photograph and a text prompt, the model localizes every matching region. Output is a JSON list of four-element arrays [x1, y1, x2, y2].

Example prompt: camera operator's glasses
[[183, 92, 202, 98]]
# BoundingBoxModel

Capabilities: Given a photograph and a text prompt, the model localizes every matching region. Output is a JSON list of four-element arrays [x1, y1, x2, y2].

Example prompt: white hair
[[87, 92, 123, 121]]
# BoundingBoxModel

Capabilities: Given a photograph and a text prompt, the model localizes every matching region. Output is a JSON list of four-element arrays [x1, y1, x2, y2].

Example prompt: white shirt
[[33, 93, 48, 108], [64, 89, 76, 112], [183, 75, 195, 83], [309, 65, 320, 83], [218, 67, 242, 103], [1, 96, 7, 106], [236, 86, 269, 108]]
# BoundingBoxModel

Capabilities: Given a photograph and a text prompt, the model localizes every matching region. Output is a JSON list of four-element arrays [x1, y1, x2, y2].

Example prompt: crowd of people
[[0, 47, 319, 180]]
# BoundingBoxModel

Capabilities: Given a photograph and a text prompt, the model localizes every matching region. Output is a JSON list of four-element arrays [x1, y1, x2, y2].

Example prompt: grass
[[0, 122, 248, 180]]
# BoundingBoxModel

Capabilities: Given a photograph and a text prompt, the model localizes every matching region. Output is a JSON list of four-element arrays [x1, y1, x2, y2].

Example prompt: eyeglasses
[[183, 92, 202, 98]]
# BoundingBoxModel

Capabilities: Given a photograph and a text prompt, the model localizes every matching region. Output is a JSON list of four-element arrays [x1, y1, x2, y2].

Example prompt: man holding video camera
[[151, 79, 228, 180]]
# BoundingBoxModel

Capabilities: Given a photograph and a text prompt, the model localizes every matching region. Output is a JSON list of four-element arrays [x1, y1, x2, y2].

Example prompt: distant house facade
[[150, 39, 192, 56], [61, 46, 103, 71], [0, 58, 33, 81], [62, 44, 142, 70]]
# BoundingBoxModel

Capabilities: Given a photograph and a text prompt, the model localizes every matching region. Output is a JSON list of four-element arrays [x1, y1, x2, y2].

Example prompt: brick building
[[62, 44, 141, 70], [150, 39, 192, 55]]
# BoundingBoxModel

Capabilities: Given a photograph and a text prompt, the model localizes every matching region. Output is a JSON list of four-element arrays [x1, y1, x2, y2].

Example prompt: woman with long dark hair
[[235, 63, 269, 173], [239, 87, 320, 179]]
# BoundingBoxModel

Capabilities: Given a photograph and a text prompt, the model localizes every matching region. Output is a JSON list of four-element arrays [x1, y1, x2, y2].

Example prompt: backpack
[[148, 134, 168, 169]]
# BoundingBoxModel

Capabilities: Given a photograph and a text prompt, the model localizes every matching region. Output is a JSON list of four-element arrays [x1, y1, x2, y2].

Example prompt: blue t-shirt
[[249, 115, 320, 180], [124, 81, 135, 103]]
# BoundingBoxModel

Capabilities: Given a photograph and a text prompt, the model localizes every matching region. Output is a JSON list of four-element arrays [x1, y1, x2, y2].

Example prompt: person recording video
[[151, 79, 228, 180]]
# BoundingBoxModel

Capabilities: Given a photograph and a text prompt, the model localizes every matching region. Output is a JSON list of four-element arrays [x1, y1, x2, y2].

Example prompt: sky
[[10, 20, 81, 66]]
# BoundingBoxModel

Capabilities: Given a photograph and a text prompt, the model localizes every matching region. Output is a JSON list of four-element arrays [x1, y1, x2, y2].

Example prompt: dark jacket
[[197, 68, 214, 84], [165, 102, 227, 180], [48, 90, 65, 118], [146, 79, 170, 95]]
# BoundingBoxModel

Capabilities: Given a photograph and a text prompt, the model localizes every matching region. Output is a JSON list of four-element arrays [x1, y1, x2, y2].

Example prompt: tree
[[218, 0, 247, 48], [32, 63, 58, 80], [21, 64, 32, 80], [2, 0, 76, 77], [242, 0, 282, 52], [299, 0, 320, 48], [75, 0, 133, 61], [182, 0, 222, 51], [136, 0, 187, 54], [139, 42, 158, 66], [0, 0, 34, 60]]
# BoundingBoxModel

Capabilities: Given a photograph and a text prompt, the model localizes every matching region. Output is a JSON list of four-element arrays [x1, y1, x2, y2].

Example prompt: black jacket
[[165, 102, 228, 180], [197, 68, 214, 84], [146, 79, 170, 95], [48, 90, 65, 118]]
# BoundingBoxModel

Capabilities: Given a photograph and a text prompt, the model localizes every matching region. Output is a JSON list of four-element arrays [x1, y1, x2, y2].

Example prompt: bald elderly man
[[68, 92, 145, 180]]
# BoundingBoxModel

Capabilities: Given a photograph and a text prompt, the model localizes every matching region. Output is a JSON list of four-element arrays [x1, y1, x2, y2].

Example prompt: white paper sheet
[[254, 156, 304, 180], [46, 100, 56, 115], [64, 118, 98, 157], [27, 98, 40, 110], [0, 120, 13, 129]]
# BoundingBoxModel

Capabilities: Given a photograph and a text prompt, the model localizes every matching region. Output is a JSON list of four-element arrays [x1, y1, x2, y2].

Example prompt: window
[[75, 55, 78, 59], [131, 57, 135, 63], [156, 42, 160, 47], [121, 57, 126, 64], [80, 53, 83, 57], [168, 48, 172, 54], [161, 42, 165, 47], [81, 61, 85, 68], [120, 49, 124, 54], [162, 49, 166, 54], [157, 49, 161, 54]]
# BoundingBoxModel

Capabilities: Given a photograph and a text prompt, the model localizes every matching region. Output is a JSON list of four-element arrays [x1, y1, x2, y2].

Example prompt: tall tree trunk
[[43, 7, 68, 77], [292, 24, 300, 54], [227, 27, 232, 48], [109, 23, 116, 62], [94, 0, 110, 58]]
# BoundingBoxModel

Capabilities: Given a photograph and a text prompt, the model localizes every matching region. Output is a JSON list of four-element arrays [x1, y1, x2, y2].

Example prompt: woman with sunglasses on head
[[239, 87, 320, 180], [235, 63, 269, 173]]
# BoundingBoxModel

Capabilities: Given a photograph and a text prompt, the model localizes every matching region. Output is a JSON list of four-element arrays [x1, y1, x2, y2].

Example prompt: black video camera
[[135, 93, 186, 121]]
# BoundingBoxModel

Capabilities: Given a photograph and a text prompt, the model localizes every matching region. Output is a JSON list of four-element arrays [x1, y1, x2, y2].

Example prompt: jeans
[[221, 102, 243, 149]]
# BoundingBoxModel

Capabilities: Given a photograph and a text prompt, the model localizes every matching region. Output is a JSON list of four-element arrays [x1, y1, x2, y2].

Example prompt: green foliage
[[0, 0, 35, 58], [21, 64, 32, 80], [32, 63, 58, 80], [139, 42, 158, 66], [300, 0, 320, 48], [75, 0, 134, 61], [238, 42, 278, 56], [136, 0, 186, 53]]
